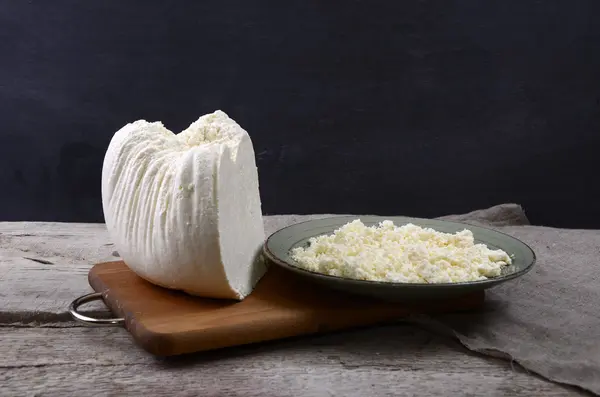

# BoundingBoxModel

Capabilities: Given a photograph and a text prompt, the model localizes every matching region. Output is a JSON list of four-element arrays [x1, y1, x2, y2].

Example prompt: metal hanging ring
[[68, 292, 124, 326]]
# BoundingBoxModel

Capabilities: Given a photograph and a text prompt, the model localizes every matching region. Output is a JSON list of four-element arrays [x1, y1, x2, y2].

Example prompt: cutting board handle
[[69, 292, 124, 326]]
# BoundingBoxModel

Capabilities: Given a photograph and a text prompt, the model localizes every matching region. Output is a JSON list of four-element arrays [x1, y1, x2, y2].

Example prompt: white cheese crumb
[[290, 220, 512, 283]]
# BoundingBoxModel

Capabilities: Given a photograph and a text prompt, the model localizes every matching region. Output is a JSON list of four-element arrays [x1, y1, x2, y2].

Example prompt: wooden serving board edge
[[87, 263, 166, 354], [88, 261, 485, 356]]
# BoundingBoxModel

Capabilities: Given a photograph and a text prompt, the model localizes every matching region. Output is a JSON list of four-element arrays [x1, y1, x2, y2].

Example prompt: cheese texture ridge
[[101, 110, 266, 300]]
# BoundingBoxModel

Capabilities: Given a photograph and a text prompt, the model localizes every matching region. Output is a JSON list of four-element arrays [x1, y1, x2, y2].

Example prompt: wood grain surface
[[88, 261, 483, 356], [0, 206, 590, 396]]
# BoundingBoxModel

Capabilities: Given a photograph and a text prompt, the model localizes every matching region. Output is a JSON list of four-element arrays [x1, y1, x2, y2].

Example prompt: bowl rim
[[263, 215, 537, 289]]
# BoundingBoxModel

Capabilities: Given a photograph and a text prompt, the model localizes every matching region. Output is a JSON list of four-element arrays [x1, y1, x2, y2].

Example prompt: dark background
[[2, 1, 600, 227]]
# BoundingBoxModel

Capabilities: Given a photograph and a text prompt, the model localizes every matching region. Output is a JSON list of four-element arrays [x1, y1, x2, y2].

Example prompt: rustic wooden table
[[0, 218, 588, 396]]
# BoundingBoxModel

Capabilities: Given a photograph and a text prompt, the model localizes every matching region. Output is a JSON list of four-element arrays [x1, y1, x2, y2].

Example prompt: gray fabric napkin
[[418, 203, 600, 395]]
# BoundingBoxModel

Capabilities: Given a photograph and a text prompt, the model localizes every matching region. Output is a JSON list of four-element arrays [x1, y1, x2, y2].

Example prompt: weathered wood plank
[[0, 326, 586, 396], [2, 205, 584, 396], [0, 216, 336, 321]]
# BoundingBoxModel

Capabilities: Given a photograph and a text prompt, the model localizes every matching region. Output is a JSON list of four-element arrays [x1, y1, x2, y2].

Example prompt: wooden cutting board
[[88, 260, 484, 356]]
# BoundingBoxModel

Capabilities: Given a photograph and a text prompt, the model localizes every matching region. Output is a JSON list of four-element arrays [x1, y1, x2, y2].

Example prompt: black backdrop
[[2, 1, 600, 227]]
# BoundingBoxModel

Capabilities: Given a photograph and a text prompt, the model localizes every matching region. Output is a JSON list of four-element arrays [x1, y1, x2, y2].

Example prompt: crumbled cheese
[[290, 220, 512, 283]]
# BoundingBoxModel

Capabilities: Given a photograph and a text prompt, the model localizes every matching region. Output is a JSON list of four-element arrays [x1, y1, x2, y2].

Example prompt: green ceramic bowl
[[263, 216, 536, 302]]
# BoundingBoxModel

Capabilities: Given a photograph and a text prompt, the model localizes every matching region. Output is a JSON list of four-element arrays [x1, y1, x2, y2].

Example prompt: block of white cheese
[[101, 110, 266, 300]]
